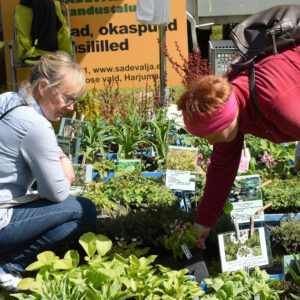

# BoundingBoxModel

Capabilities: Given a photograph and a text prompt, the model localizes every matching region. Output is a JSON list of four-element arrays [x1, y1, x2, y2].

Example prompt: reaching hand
[[192, 222, 211, 250]]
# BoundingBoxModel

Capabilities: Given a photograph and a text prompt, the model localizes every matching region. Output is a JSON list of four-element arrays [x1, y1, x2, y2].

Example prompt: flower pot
[[180, 252, 209, 284]]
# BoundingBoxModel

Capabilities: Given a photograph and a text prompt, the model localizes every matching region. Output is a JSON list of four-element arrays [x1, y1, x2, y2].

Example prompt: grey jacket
[[0, 89, 69, 229]]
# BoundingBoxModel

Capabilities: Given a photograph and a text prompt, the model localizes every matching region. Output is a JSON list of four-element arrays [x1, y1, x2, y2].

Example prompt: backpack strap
[[249, 62, 265, 118], [0, 104, 28, 121], [229, 58, 266, 117]]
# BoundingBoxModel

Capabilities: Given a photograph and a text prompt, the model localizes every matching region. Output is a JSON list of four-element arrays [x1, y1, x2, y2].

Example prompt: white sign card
[[218, 227, 269, 272], [181, 244, 192, 259], [165, 170, 196, 191], [229, 175, 264, 223], [70, 164, 93, 195], [165, 146, 197, 191]]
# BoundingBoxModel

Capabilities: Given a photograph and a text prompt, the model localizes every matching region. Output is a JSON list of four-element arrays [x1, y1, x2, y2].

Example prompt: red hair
[[177, 75, 233, 122]]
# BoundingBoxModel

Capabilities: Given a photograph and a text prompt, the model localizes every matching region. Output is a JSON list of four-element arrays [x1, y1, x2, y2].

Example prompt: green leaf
[[25, 260, 46, 271], [251, 280, 263, 295], [79, 232, 97, 257], [64, 250, 80, 268], [53, 258, 73, 270], [95, 234, 112, 256], [114, 253, 128, 264], [17, 278, 36, 290], [10, 293, 36, 300], [216, 289, 227, 299], [211, 278, 224, 291], [291, 293, 300, 300], [222, 281, 235, 296], [129, 255, 141, 268], [36, 251, 59, 262], [130, 278, 137, 292], [223, 202, 233, 214]]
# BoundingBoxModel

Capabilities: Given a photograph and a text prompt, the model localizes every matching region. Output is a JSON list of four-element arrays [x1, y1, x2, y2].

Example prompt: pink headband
[[182, 92, 238, 136]]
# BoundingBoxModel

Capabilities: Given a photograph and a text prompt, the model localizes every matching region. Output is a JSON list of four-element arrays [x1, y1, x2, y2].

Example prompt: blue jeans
[[0, 195, 97, 274]]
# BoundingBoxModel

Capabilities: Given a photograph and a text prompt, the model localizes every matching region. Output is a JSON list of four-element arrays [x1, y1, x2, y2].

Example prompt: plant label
[[70, 164, 93, 195], [165, 169, 196, 191], [181, 244, 192, 260], [229, 175, 265, 223], [165, 146, 198, 191], [218, 227, 269, 272]]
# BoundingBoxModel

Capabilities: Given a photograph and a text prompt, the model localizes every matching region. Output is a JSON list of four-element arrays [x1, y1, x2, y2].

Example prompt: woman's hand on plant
[[192, 222, 211, 250]]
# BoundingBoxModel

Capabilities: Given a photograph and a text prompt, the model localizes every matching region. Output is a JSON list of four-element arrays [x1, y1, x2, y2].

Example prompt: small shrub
[[202, 266, 282, 300], [262, 178, 300, 213], [269, 219, 300, 254], [94, 204, 196, 248], [83, 170, 177, 216], [272, 279, 300, 300]]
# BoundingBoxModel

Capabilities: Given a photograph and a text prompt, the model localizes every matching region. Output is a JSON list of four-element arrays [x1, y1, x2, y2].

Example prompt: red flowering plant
[[97, 80, 161, 124], [159, 41, 213, 86], [77, 78, 161, 124]]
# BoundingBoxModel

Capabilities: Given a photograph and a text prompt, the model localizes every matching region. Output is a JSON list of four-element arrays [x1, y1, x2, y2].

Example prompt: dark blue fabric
[[0, 194, 96, 273]]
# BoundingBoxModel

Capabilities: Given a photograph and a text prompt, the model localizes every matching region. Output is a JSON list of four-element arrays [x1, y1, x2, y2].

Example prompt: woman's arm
[[195, 132, 244, 227], [193, 132, 244, 249], [58, 152, 75, 187], [20, 123, 70, 202]]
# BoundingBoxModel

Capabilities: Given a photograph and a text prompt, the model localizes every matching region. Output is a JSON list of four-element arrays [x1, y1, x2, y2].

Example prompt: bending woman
[[0, 52, 97, 291], [178, 43, 300, 249]]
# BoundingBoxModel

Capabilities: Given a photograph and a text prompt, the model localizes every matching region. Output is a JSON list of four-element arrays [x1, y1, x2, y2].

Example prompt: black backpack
[[228, 5, 300, 116]]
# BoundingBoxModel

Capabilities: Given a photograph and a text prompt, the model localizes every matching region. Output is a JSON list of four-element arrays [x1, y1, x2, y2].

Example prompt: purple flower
[[261, 154, 275, 165]]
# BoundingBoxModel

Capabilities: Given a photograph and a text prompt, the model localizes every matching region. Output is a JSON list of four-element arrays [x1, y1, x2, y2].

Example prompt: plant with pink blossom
[[163, 220, 199, 260], [261, 153, 275, 166]]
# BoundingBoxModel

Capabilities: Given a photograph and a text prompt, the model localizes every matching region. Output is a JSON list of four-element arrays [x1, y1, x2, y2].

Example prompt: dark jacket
[[20, 0, 62, 51]]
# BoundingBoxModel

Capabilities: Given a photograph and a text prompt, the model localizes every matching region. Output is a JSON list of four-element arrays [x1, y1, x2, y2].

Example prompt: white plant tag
[[181, 244, 192, 259]]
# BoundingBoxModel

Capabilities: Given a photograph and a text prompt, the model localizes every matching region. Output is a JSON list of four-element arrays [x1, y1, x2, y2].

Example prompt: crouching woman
[[0, 52, 97, 291]]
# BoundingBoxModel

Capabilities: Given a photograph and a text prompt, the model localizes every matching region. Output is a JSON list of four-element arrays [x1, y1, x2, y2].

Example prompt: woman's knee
[[76, 196, 97, 225], [59, 194, 97, 227]]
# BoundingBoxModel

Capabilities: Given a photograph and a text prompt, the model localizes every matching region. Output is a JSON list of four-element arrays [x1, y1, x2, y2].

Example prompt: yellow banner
[[1, 0, 188, 90]]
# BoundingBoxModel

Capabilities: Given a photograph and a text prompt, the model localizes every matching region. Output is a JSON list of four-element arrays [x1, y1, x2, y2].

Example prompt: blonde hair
[[177, 75, 233, 121], [22, 51, 85, 96]]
